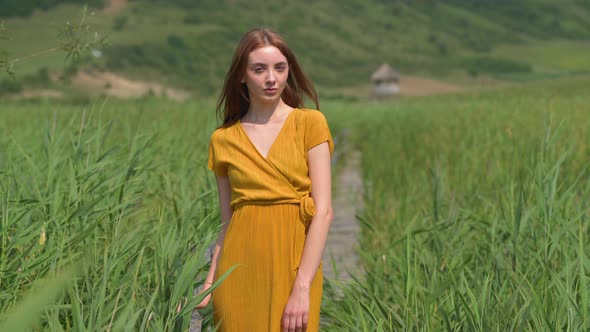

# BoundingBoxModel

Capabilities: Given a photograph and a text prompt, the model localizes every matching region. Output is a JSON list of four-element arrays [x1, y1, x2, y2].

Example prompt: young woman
[[197, 28, 334, 332]]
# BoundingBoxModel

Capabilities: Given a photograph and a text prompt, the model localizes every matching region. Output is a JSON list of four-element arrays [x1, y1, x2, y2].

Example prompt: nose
[[266, 69, 276, 85]]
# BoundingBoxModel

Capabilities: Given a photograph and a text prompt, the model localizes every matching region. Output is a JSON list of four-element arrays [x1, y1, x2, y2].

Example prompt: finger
[[302, 313, 308, 331], [196, 294, 211, 309], [295, 314, 303, 332], [282, 314, 290, 332], [289, 313, 297, 332]]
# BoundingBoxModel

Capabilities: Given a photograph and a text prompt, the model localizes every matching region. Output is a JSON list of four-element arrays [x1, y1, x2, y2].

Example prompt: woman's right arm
[[196, 174, 233, 309]]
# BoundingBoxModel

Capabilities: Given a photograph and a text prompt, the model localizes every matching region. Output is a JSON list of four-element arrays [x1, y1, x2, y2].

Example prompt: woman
[[198, 28, 334, 332]]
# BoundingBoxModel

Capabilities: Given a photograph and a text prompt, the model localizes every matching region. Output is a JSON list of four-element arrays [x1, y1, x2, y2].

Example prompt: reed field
[[0, 99, 224, 331], [322, 77, 590, 331], [1, 76, 590, 331]]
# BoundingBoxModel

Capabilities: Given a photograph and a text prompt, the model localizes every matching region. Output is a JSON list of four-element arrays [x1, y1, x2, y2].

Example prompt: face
[[242, 46, 289, 105]]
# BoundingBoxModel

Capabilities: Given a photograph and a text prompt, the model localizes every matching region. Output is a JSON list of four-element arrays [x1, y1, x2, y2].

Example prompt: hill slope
[[2, 0, 590, 97]]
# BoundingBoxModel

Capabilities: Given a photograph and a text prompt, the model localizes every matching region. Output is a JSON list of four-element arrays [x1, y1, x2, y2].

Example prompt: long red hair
[[216, 28, 319, 127]]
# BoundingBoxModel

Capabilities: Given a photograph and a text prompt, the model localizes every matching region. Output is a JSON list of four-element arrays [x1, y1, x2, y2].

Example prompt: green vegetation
[[0, 3, 107, 95], [0, 0, 105, 18], [492, 40, 590, 73], [0, 99, 225, 330], [0, 76, 22, 94], [2, 1, 590, 96], [2, 2, 590, 330], [2, 75, 589, 330], [441, 0, 590, 39], [99, 0, 590, 91], [321, 76, 590, 330]]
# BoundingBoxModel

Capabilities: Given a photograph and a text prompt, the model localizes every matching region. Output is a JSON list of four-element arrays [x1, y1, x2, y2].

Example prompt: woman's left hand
[[281, 285, 310, 332]]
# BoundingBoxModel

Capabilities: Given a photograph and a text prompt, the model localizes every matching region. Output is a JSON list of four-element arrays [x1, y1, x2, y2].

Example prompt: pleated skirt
[[212, 204, 323, 332]]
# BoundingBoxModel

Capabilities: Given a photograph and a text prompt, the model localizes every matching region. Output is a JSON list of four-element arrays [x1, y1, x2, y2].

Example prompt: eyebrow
[[250, 61, 288, 67]]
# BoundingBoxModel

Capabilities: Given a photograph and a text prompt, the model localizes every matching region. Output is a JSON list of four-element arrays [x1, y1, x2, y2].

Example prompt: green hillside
[[0, 0, 105, 18], [2, 0, 590, 97]]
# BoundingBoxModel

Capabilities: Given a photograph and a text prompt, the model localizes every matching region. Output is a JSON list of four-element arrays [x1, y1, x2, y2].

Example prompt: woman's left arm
[[294, 141, 333, 287]]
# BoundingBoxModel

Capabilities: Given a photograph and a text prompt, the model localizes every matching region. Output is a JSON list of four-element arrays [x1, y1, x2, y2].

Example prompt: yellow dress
[[207, 108, 334, 332]]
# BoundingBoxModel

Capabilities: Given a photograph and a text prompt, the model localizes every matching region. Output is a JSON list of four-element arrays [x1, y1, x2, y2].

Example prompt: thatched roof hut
[[371, 64, 400, 98], [371, 64, 400, 84]]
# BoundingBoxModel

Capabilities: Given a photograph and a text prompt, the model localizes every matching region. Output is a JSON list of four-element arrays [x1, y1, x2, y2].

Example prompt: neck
[[245, 99, 292, 123]]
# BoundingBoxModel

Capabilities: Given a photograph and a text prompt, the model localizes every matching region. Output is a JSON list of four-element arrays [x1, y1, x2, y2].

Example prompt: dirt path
[[13, 89, 63, 100], [322, 147, 364, 283], [72, 70, 192, 101]]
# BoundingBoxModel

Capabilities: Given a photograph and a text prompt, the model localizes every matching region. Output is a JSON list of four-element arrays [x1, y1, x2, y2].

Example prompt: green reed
[[0, 98, 225, 331], [3, 77, 590, 331], [321, 77, 590, 331]]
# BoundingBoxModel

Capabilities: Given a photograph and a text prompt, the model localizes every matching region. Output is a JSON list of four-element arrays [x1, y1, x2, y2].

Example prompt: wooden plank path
[[322, 149, 363, 283], [189, 142, 364, 332]]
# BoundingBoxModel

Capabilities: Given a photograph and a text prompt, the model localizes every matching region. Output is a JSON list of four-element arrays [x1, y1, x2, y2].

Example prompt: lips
[[264, 88, 277, 93]]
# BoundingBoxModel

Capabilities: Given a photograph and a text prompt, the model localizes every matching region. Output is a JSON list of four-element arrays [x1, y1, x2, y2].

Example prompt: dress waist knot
[[232, 194, 316, 222], [299, 193, 316, 222]]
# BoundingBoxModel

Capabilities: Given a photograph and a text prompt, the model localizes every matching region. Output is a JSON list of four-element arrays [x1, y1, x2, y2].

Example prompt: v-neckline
[[238, 108, 296, 160]]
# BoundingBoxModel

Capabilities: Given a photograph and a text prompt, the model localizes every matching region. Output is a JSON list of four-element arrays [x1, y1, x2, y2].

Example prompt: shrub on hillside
[[105, 45, 146, 70], [113, 16, 128, 32], [183, 14, 201, 25], [427, 34, 449, 55], [0, 77, 23, 95], [167, 35, 186, 49], [22, 67, 52, 87]]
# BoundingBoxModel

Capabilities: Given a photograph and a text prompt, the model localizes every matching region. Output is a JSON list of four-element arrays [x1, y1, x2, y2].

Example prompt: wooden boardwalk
[[322, 149, 363, 283]]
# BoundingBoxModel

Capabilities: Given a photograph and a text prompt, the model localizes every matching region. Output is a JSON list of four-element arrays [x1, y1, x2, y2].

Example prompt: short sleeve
[[207, 133, 228, 177], [304, 110, 335, 155]]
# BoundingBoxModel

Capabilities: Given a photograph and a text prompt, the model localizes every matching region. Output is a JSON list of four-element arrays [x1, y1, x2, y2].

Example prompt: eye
[[254, 67, 265, 73], [276, 65, 287, 72]]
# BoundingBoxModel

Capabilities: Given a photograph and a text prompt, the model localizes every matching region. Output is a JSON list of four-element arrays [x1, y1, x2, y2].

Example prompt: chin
[[258, 95, 281, 103]]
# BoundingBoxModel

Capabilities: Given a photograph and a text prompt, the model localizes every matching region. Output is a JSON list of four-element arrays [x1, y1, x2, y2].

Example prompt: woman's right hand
[[195, 282, 213, 309]]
